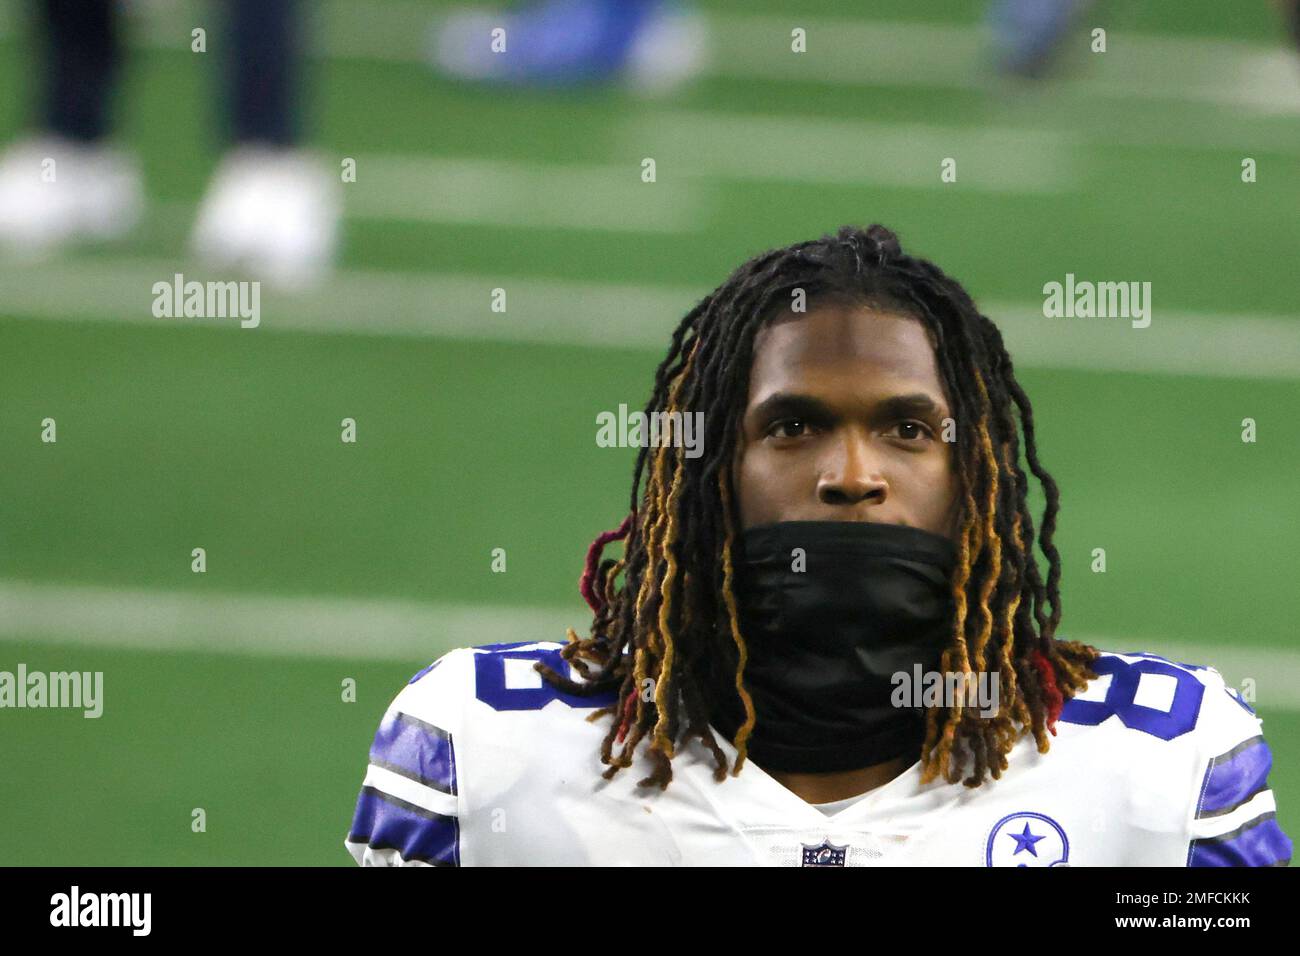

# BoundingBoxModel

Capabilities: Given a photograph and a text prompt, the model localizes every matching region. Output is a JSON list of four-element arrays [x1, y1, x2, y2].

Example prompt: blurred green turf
[[0, 0, 1296, 864], [1, 324, 1296, 640]]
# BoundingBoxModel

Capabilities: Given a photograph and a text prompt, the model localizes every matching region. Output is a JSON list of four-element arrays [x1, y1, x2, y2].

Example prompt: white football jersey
[[345, 641, 1291, 867]]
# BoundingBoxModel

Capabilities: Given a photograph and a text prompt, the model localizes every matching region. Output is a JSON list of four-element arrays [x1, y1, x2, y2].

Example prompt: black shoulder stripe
[[394, 710, 452, 743], [360, 784, 456, 824], [1195, 784, 1270, 820], [1193, 810, 1277, 847], [1211, 733, 1265, 765]]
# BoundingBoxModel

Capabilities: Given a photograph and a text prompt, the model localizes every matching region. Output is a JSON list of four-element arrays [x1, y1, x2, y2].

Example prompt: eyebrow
[[747, 391, 944, 426]]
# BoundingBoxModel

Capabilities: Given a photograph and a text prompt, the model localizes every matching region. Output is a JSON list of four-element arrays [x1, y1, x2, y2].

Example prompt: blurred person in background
[[429, 0, 708, 92], [988, 0, 1096, 77], [989, 0, 1300, 77], [0, 0, 338, 289], [429, 0, 1300, 96]]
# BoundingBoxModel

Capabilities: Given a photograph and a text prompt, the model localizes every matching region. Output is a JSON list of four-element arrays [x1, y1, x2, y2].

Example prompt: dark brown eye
[[770, 419, 808, 439], [894, 421, 928, 440]]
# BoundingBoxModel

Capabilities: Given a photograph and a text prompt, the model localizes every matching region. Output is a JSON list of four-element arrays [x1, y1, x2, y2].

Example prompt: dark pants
[[36, 0, 300, 146]]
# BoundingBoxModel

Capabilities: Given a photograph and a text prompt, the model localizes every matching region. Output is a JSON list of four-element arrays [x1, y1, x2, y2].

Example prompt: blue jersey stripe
[[1189, 812, 1292, 867], [369, 710, 457, 795], [407, 658, 443, 685], [1197, 735, 1270, 817], [348, 786, 459, 866]]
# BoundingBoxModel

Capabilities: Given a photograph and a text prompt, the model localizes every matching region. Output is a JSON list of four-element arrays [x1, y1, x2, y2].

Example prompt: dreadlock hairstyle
[[537, 224, 1100, 791]]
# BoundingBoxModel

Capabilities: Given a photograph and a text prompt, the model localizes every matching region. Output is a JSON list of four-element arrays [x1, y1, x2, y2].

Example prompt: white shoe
[[190, 145, 340, 292], [622, 4, 709, 96], [0, 134, 143, 258]]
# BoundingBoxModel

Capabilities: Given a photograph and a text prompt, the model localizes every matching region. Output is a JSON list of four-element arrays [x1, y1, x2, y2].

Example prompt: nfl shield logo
[[801, 839, 847, 867]]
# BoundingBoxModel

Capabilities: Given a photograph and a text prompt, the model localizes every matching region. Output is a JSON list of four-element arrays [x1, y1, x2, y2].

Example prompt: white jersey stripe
[[344, 840, 436, 868], [1189, 789, 1277, 840], [362, 763, 458, 818]]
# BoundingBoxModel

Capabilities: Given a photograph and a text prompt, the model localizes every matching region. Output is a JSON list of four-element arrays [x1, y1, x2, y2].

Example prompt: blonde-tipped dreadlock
[[538, 224, 1099, 791]]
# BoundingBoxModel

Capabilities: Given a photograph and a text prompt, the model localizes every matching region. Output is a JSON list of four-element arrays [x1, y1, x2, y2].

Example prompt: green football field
[[0, 0, 1297, 865]]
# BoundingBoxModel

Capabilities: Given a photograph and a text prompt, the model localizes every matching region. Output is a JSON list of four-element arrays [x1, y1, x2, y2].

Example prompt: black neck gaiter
[[706, 520, 958, 774]]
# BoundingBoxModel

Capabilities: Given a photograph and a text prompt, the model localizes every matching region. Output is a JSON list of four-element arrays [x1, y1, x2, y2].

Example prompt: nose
[[816, 431, 888, 508]]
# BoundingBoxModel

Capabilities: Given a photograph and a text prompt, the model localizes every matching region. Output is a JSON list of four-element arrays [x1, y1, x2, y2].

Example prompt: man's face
[[733, 300, 961, 540]]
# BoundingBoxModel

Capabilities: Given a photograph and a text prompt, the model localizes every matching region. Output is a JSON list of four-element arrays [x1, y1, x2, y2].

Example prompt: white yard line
[[0, 577, 578, 663], [987, 304, 1300, 381], [1, 255, 1297, 380], [348, 116, 1074, 235], [349, 155, 713, 232], [613, 112, 1080, 193], [0, 256, 697, 348], [353, 115, 1077, 218], [0, 577, 1292, 711]]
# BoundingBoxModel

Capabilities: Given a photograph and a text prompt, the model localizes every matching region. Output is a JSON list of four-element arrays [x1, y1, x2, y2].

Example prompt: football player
[[0, 0, 337, 289], [346, 225, 1291, 866]]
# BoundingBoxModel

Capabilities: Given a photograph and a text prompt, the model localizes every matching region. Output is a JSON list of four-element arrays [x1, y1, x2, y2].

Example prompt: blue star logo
[[1008, 822, 1046, 857], [986, 811, 1070, 867]]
